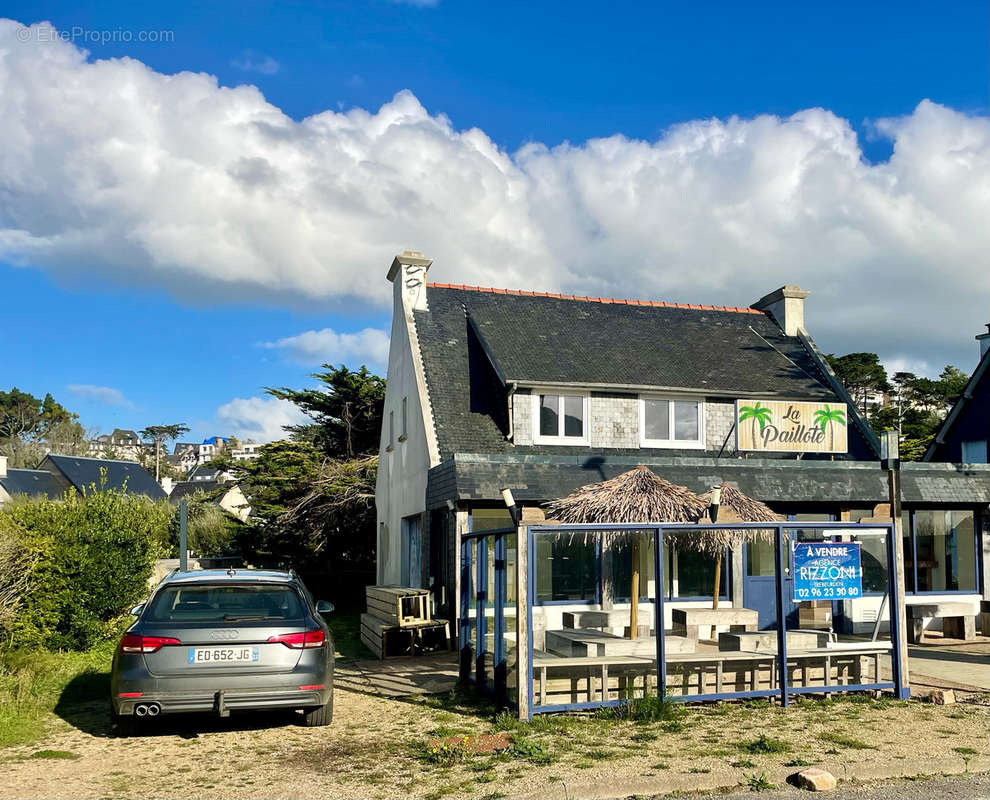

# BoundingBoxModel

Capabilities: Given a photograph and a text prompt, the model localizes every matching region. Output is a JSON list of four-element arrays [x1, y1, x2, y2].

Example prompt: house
[[87, 428, 147, 461], [173, 437, 259, 468], [375, 251, 990, 633], [167, 479, 251, 522], [925, 325, 990, 464], [36, 453, 167, 500], [0, 455, 64, 504]]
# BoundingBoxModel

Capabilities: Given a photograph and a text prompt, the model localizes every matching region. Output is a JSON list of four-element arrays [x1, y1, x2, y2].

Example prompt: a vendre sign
[[735, 400, 849, 454], [792, 541, 863, 601]]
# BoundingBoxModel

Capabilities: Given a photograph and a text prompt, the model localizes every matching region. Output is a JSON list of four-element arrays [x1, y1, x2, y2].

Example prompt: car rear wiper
[[221, 614, 282, 622]]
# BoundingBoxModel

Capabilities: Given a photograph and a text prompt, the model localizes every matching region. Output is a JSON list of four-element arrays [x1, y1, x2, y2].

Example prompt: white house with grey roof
[[376, 252, 990, 636]]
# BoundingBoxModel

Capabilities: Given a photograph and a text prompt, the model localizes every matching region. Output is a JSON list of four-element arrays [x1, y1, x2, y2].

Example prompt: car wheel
[[302, 695, 333, 727]]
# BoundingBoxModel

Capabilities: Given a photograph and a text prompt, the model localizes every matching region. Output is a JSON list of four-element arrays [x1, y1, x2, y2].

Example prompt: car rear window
[[145, 584, 306, 622]]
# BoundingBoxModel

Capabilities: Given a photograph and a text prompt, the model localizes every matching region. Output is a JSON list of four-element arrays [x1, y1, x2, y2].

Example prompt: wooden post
[[712, 557, 721, 611], [629, 537, 640, 640], [515, 522, 530, 720]]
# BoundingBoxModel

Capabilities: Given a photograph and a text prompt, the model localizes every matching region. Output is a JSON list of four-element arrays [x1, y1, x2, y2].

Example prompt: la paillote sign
[[735, 400, 848, 454]]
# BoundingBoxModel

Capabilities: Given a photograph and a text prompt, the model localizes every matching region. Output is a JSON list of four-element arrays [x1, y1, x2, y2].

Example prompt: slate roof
[[925, 342, 990, 462], [415, 285, 848, 460], [0, 468, 65, 499], [427, 454, 990, 509], [41, 454, 166, 500], [169, 480, 221, 501]]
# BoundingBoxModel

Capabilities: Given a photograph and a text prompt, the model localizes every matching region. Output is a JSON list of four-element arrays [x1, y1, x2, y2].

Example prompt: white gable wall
[[375, 254, 440, 585]]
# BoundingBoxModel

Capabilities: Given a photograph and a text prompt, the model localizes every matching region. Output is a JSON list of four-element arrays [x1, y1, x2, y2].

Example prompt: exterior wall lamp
[[709, 484, 722, 523], [501, 487, 521, 526]]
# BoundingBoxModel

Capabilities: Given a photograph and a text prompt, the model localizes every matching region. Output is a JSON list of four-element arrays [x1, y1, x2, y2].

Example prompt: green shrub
[[596, 693, 686, 723], [743, 734, 791, 754], [168, 491, 245, 558], [1, 485, 171, 650]]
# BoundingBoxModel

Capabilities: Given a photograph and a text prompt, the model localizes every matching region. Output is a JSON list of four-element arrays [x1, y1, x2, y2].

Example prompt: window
[[640, 396, 705, 448], [534, 535, 597, 603], [961, 440, 987, 463], [387, 411, 394, 451], [400, 397, 408, 441], [911, 510, 977, 592], [533, 393, 589, 444]]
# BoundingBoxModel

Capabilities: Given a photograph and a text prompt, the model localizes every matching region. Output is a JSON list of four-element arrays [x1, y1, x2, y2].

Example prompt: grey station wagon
[[111, 569, 334, 733]]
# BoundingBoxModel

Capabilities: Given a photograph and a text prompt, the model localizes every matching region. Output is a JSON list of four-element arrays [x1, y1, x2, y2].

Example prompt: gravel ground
[[0, 679, 986, 799], [687, 772, 989, 800]]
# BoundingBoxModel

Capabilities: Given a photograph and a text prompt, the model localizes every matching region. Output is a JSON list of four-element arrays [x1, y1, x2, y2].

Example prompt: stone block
[[794, 768, 836, 792], [930, 689, 955, 705]]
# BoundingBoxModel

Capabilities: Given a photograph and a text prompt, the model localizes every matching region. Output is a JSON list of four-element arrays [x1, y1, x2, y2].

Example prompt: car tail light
[[267, 630, 326, 650], [120, 633, 181, 654], [118, 692, 143, 698], [298, 685, 325, 691]]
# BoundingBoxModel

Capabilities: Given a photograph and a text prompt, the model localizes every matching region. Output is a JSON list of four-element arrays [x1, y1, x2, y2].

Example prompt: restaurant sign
[[735, 400, 848, 454], [792, 541, 862, 601]]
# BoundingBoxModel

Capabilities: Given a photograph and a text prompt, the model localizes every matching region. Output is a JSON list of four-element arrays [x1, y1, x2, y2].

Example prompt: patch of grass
[[597, 694, 686, 723], [733, 758, 756, 768], [574, 758, 594, 769], [953, 746, 978, 755], [686, 766, 711, 774], [817, 732, 875, 751], [784, 757, 812, 767], [744, 772, 776, 792], [742, 734, 791, 754], [28, 749, 79, 759], [420, 739, 470, 767], [510, 738, 553, 765], [651, 761, 670, 770], [583, 748, 613, 761], [630, 731, 658, 743], [0, 644, 113, 749]]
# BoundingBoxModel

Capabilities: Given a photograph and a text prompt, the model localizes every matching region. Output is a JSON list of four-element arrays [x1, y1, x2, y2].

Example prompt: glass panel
[[915, 511, 977, 592], [673, 400, 699, 441], [674, 547, 727, 598], [484, 535, 496, 691], [610, 533, 659, 602], [534, 530, 656, 709], [471, 507, 514, 533], [903, 532, 916, 593], [539, 395, 559, 437], [962, 440, 987, 463], [505, 534, 518, 705], [535, 535, 597, 603], [643, 398, 670, 440], [460, 540, 476, 680], [563, 395, 584, 437], [747, 538, 776, 577]]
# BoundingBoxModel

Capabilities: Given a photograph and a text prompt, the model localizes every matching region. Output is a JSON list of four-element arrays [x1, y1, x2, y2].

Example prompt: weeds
[[743, 734, 791, 754], [744, 773, 776, 792], [510, 738, 553, 765], [597, 694, 686, 723], [817, 732, 875, 751]]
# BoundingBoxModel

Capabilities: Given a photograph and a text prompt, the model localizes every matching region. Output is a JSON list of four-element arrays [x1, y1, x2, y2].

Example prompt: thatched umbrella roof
[[543, 466, 707, 525], [682, 482, 782, 555]]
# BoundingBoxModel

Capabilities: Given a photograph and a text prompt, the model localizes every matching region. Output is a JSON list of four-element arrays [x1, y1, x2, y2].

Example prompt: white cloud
[[66, 384, 133, 407], [216, 396, 310, 442], [230, 50, 279, 75], [1, 20, 988, 370], [260, 326, 389, 368]]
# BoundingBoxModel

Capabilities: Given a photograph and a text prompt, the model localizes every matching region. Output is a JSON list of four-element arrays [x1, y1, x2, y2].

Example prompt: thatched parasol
[[544, 466, 708, 639], [691, 483, 781, 610]]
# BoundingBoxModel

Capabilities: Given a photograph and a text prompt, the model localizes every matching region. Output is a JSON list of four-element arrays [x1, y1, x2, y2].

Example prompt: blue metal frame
[[493, 533, 507, 701], [476, 536, 488, 688], [525, 521, 907, 718]]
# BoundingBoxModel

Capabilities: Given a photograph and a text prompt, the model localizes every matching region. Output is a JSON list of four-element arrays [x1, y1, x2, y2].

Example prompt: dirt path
[[0, 676, 987, 799]]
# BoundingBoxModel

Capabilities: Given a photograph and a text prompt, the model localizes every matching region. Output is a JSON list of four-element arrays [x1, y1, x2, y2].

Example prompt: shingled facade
[[375, 252, 990, 626]]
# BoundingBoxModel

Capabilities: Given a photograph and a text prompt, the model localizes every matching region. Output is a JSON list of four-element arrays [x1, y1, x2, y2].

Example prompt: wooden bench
[[906, 603, 977, 643], [531, 643, 894, 706], [671, 607, 758, 640], [980, 600, 990, 637]]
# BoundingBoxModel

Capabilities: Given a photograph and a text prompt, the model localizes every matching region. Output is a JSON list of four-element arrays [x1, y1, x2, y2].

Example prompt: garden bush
[[0, 484, 171, 650], [167, 491, 245, 558]]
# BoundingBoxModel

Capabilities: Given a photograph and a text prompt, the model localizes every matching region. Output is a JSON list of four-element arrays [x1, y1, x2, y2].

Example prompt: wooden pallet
[[360, 613, 416, 659], [360, 614, 450, 660], [365, 585, 431, 627]]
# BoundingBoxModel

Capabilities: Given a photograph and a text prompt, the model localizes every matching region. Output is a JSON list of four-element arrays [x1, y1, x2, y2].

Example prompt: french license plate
[[187, 647, 259, 664]]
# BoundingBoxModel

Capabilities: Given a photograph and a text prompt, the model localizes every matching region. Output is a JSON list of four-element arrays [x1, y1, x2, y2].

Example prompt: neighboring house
[[88, 428, 148, 461], [925, 325, 990, 464], [37, 453, 167, 500], [375, 251, 990, 629], [167, 479, 251, 522], [0, 455, 64, 504], [173, 436, 259, 467], [230, 441, 262, 461], [187, 465, 228, 482]]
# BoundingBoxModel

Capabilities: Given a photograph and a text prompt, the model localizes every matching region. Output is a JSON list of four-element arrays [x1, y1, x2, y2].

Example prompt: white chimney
[[160, 476, 174, 496], [387, 250, 433, 312], [751, 285, 811, 337], [0, 455, 7, 478], [977, 324, 990, 359]]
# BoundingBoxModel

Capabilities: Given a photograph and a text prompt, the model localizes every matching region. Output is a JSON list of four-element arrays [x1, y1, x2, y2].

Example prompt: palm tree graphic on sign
[[738, 402, 773, 447], [813, 405, 847, 450]]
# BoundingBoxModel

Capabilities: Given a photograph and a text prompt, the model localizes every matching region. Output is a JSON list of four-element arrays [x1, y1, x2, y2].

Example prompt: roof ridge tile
[[425, 282, 763, 314]]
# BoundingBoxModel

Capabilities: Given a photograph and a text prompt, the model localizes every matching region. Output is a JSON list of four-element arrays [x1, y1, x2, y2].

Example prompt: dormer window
[[533, 392, 589, 445], [640, 396, 705, 449]]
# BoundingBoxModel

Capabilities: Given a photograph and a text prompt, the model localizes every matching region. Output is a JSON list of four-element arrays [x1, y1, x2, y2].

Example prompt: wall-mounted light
[[709, 484, 722, 523], [446, 498, 456, 512], [501, 487, 520, 526]]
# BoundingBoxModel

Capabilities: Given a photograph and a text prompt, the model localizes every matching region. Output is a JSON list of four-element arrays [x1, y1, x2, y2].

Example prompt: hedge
[[0, 487, 172, 651]]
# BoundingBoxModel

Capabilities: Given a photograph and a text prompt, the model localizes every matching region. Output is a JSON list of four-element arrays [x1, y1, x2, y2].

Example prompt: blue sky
[[1, 2, 988, 444]]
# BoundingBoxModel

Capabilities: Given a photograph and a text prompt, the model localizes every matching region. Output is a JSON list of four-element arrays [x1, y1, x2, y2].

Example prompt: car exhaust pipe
[[146, 703, 161, 717], [134, 704, 148, 717]]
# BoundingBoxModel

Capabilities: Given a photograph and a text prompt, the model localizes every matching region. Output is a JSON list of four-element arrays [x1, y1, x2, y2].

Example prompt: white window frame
[[532, 391, 591, 446], [639, 395, 706, 449]]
